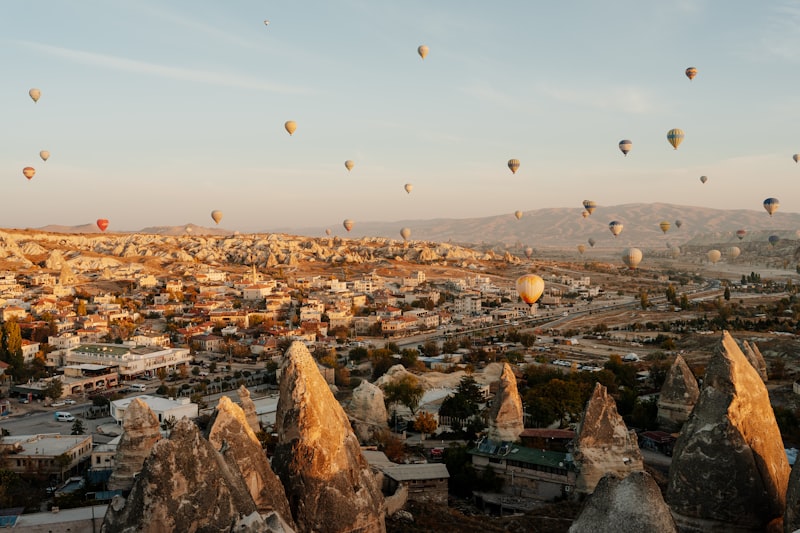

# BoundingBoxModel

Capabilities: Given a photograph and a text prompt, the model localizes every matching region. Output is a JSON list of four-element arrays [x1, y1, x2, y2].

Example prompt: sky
[[3, 1, 800, 234]]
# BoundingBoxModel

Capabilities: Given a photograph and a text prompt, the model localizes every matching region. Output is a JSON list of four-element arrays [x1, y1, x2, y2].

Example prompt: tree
[[439, 375, 484, 420], [44, 379, 64, 402], [70, 419, 85, 435], [0, 320, 23, 380], [420, 340, 440, 357], [724, 286, 731, 301], [382, 374, 424, 415], [665, 285, 677, 305], [414, 411, 438, 440], [639, 290, 649, 310], [156, 367, 167, 383]]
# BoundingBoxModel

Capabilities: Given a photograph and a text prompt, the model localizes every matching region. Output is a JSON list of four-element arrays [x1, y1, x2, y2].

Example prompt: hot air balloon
[[96, 219, 109, 232], [675, 219, 683, 229], [325, 228, 332, 236], [769, 235, 780, 247], [685, 67, 697, 81], [764, 198, 779, 216], [264, 19, 270, 26], [22, 167, 35, 180], [516, 274, 544, 305], [343, 219, 354, 232], [619, 139, 632, 156], [418, 45, 429, 59], [39, 150, 50, 162], [794, 154, 799, 163], [284, 121, 297, 136], [588, 238, 596, 247], [699, 175, 708, 184], [659, 221, 671, 234], [524, 247, 533, 259], [581, 210, 589, 219], [707, 249, 721, 264], [622, 248, 642, 269], [582, 200, 597, 215], [609, 221, 623, 237], [514, 210, 523, 220], [211, 210, 223, 224], [507, 159, 520, 174], [344, 160, 354, 172], [667, 128, 685, 150], [726, 246, 741, 260], [29, 88, 41, 103], [400, 227, 411, 241], [736, 229, 746, 240], [404, 183, 413, 194], [577, 244, 586, 255]]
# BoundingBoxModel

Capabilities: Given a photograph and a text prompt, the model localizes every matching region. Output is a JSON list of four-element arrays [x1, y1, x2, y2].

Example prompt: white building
[[110, 395, 198, 425], [64, 344, 191, 379]]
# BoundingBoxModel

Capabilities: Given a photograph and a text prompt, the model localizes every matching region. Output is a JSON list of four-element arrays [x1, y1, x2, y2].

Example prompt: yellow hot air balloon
[[404, 183, 413, 194], [284, 120, 297, 135], [400, 227, 411, 241], [659, 221, 671, 234], [343, 219, 354, 232], [514, 210, 523, 220], [608, 220, 623, 237], [211, 210, 223, 224], [577, 244, 586, 255], [707, 249, 721, 264], [516, 274, 544, 305], [726, 246, 741, 260], [507, 159, 520, 174], [794, 154, 799, 163], [29, 88, 41, 103], [667, 128, 685, 150], [622, 248, 642, 269], [418, 45, 429, 59], [763, 198, 779, 216], [39, 150, 50, 162], [344, 160, 354, 172], [582, 200, 597, 215], [685, 67, 697, 81], [22, 167, 35, 180]]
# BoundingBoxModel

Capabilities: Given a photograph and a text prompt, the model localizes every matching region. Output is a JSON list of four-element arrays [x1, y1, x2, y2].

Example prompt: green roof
[[470, 439, 570, 470], [75, 344, 130, 356]]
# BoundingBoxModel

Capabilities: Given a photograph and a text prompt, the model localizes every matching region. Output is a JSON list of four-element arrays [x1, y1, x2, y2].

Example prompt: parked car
[[64, 399, 77, 405], [18, 397, 29, 404], [55, 412, 75, 422]]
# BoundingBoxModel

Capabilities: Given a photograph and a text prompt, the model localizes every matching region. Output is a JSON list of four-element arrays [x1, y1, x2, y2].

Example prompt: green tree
[[0, 320, 23, 380], [44, 379, 64, 402], [382, 374, 424, 415], [70, 419, 85, 435], [439, 375, 484, 420]]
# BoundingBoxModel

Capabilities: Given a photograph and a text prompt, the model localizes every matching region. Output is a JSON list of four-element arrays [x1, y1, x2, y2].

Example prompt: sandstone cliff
[[107, 398, 162, 492], [573, 383, 643, 495], [237, 385, 261, 434], [741, 339, 768, 382], [656, 354, 700, 432], [272, 342, 386, 533], [486, 363, 524, 442], [666, 331, 790, 533], [346, 380, 389, 443], [569, 471, 677, 533]]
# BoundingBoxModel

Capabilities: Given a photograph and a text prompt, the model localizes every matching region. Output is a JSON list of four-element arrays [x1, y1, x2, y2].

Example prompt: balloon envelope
[[514, 210, 523, 220], [29, 88, 40, 102], [400, 227, 411, 241], [211, 210, 223, 224], [284, 120, 297, 135], [726, 246, 741, 259], [685, 67, 697, 80], [659, 221, 671, 234], [516, 274, 544, 305], [22, 167, 35, 180], [325, 228, 332, 236], [588, 238, 596, 247], [707, 249, 721, 263], [769, 235, 780, 246], [667, 128, 685, 150], [96, 219, 109, 232], [524, 247, 533, 259], [618, 139, 632, 156], [763, 198, 779, 216], [344, 160, 354, 171], [39, 150, 50, 162], [582, 200, 597, 214], [700, 175, 708, 184], [418, 45, 429, 59], [507, 159, 520, 174], [622, 248, 642, 269], [794, 154, 799, 163], [675, 219, 683, 228], [608, 221, 623, 237], [581, 210, 589, 219], [343, 219, 354, 232], [404, 183, 413, 194], [577, 244, 586, 255]]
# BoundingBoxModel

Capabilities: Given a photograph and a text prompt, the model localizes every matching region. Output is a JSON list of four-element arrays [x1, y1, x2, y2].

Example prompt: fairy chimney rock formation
[[569, 471, 677, 533], [207, 396, 296, 531], [784, 458, 800, 532], [741, 339, 768, 382], [102, 418, 273, 533], [657, 354, 700, 432], [237, 385, 261, 434], [346, 379, 389, 443], [486, 363, 524, 442], [107, 398, 162, 492], [272, 341, 386, 533], [573, 383, 644, 496], [666, 331, 790, 533]]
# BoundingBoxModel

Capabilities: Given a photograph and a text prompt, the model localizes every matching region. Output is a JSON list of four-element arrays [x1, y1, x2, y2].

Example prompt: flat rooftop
[[112, 394, 193, 412], [2, 434, 91, 457], [13, 504, 107, 527]]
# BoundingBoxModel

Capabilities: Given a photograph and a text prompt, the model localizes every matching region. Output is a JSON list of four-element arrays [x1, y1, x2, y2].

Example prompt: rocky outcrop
[[237, 385, 261, 434], [102, 418, 273, 533], [569, 471, 677, 533], [486, 363, 524, 442], [741, 339, 768, 382], [657, 355, 700, 432], [273, 342, 386, 533], [666, 331, 790, 532], [573, 383, 643, 496], [207, 396, 296, 531], [107, 398, 162, 492], [785, 459, 800, 532], [346, 380, 389, 443]]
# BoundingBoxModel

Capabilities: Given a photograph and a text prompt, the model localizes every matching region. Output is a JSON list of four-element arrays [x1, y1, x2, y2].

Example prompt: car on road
[[51, 401, 66, 407], [18, 397, 29, 404], [64, 399, 76, 405], [55, 412, 75, 422]]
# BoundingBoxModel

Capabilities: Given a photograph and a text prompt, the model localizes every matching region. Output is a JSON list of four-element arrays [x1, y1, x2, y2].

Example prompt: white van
[[55, 412, 75, 422], [130, 383, 147, 392]]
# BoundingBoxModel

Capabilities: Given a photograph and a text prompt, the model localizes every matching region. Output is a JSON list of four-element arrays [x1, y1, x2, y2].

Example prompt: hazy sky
[[3, 1, 800, 233]]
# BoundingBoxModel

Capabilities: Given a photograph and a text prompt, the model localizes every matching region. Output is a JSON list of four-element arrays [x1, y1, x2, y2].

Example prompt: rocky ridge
[[107, 398, 162, 492], [656, 354, 700, 432], [485, 363, 524, 442]]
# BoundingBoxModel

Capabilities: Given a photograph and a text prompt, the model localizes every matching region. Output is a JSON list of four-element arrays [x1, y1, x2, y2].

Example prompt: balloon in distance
[[343, 219, 354, 232], [22, 167, 35, 180], [582, 200, 597, 215], [400, 227, 411, 241], [39, 150, 50, 162], [211, 210, 223, 225], [675, 219, 683, 229], [344, 160, 354, 172], [404, 183, 413, 194], [418, 45, 429, 59], [588, 238, 596, 247], [29, 88, 41, 103], [726, 246, 741, 260], [736, 229, 747, 240], [524, 247, 533, 259], [659, 221, 671, 234], [685, 67, 697, 81], [667, 128, 685, 150], [284, 121, 297, 136], [96, 219, 109, 232], [707, 249, 721, 264], [507, 159, 520, 174], [622, 248, 642, 269], [763, 198, 779, 216], [769, 235, 780, 247], [514, 210, 523, 220], [516, 274, 544, 305], [608, 221, 623, 237], [577, 244, 586, 255], [618, 139, 632, 156], [700, 176, 708, 184]]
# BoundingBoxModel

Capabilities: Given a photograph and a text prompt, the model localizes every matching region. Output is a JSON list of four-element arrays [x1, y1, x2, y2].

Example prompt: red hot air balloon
[[96, 219, 109, 232]]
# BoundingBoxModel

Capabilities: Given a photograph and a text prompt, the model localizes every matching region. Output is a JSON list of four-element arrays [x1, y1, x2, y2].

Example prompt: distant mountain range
[[35, 203, 800, 249]]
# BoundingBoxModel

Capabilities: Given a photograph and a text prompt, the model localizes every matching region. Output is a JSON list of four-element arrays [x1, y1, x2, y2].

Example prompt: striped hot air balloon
[[685, 67, 697, 81], [582, 200, 597, 215], [667, 128, 685, 150], [622, 248, 642, 269], [619, 139, 632, 156], [507, 159, 520, 174], [608, 221, 623, 237]]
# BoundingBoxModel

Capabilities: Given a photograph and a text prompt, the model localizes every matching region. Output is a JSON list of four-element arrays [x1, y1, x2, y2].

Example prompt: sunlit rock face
[[207, 396, 296, 531], [666, 331, 789, 533], [569, 471, 677, 533], [486, 363, 524, 442], [102, 418, 271, 533], [107, 398, 162, 492], [740, 339, 768, 382], [346, 380, 389, 443], [573, 383, 644, 496], [657, 354, 700, 432], [272, 342, 386, 533], [237, 384, 261, 434]]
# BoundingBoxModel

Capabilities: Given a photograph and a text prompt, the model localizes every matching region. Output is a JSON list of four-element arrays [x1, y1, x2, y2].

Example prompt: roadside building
[[0, 434, 92, 476], [110, 395, 198, 426], [64, 343, 191, 380]]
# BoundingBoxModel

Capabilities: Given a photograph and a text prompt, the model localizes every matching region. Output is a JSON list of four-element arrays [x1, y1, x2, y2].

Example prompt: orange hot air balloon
[[29, 88, 41, 103], [22, 167, 35, 180], [211, 210, 223, 224], [96, 219, 109, 232], [284, 121, 297, 135], [418, 45, 429, 59], [659, 221, 671, 234], [685, 67, 697, 81], [516, 274, 544, 305], [581, 210, 589, 219], [514, 210, 523, 220]]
